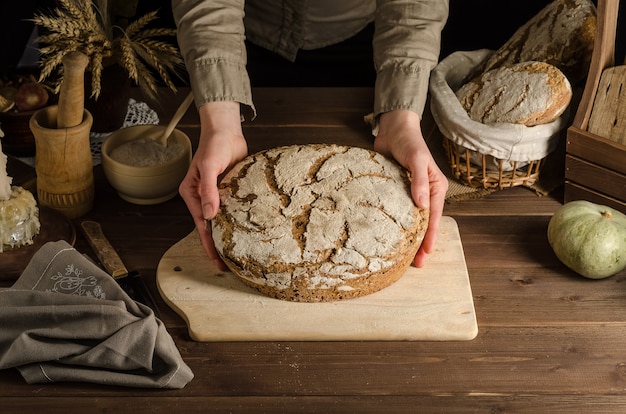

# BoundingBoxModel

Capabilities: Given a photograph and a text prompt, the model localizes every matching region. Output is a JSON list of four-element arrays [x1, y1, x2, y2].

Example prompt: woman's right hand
[[179, 101, 248, 270]]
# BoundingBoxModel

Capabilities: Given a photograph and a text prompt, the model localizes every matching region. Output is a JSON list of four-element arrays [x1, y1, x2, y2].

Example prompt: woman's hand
[[374, 109, 448, 268], [179, 101, 248, 270]]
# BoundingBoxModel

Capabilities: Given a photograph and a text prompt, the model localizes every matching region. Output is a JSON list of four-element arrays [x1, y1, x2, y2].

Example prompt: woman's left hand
[[374, 109, 448, 268]]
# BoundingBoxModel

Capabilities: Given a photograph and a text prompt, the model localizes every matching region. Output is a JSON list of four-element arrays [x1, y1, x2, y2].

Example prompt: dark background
[[0, 0, 615, 87]]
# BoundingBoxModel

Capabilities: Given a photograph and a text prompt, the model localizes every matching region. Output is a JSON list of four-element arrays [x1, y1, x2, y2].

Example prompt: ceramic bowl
[[101, 125, 192, 205]]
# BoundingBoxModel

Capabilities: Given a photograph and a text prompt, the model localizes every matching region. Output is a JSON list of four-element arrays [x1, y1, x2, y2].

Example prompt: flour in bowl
[[110, 138, 184, 167]]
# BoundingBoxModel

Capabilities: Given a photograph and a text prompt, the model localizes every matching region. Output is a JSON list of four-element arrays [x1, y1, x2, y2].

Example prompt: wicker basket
[[429, 50, 569, 190], [442, 137, 543, 189]]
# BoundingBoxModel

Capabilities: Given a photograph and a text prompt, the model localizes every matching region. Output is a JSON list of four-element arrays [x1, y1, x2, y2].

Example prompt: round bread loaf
[[455, 61, 572, 126], [212, 144, 428, 302]]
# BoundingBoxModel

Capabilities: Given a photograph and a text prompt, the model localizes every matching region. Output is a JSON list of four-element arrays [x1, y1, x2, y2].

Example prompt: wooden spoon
[[158, 91, 194, 146]]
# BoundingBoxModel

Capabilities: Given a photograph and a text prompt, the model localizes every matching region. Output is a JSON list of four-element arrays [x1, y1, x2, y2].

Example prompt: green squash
[[547, 200, 626, 279]]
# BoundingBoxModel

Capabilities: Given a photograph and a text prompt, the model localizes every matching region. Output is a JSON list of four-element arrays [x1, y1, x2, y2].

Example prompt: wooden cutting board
[[156, 216, 477, 341]]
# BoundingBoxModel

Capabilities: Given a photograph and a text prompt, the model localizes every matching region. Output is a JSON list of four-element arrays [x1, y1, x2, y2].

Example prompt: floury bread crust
[[212, 144, 428, 302], [479, 0, 596, 84], [455, 61, 572, 126]]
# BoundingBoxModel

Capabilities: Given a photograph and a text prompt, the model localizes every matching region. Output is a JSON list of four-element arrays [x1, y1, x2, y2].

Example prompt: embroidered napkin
[[0, 240, 193, 388]]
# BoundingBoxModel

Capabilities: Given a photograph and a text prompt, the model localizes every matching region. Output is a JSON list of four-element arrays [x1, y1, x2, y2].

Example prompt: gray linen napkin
[[0, 240, 193, 388]]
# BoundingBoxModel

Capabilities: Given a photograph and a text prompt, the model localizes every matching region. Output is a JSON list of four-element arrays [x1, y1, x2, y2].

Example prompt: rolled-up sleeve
[[373, 0, 449, 118], [171, 0, 255, 116]]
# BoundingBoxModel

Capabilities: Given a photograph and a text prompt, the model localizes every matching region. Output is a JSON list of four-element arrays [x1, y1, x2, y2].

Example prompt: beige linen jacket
[[171, 0, 449, 119]]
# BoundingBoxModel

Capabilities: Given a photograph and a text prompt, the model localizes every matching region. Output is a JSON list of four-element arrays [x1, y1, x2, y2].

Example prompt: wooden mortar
[[29, 51, 95, 219]]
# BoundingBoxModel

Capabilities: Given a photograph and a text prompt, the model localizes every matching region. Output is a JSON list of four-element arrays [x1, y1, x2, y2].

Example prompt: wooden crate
[[564, 0, 626, 213]]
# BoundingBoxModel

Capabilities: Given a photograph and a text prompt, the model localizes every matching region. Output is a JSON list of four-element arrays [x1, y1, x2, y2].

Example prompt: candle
[[0, 138, 13, 201]]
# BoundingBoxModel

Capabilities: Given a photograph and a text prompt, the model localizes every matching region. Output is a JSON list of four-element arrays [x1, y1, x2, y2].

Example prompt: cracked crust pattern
[[212, 144, 428, 302], [455, 61, 572, 126], [479, 0, 596, 85]]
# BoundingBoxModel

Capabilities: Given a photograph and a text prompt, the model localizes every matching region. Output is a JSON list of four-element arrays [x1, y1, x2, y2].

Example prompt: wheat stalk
[[33, 0, 184, 102], [133, 28, 177, 42], [124, 10, 157, 38]]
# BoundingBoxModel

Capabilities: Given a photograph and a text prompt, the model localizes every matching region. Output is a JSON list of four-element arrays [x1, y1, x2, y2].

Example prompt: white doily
[[90, 98, 160, 166], [16, 98, 160, 167]]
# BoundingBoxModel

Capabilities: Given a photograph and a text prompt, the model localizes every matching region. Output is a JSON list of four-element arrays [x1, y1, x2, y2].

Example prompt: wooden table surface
[[3, 87, 626, 413]]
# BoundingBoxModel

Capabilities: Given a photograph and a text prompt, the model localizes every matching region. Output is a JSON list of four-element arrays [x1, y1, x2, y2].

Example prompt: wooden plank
[[566, 126, 626, 175], [466, 266, 626, 325], [565, 155, 626, 201], [244, 126, 374, 154], [249, 87, 374, 125], [4, 326, 626, 398], [160, 327, 626, 397], [153, 87, 374, 128], [3, 396, 626, 414], [587, 66, 626, 144], [444, 186, 563, 217], [564, 181, 626, 213]]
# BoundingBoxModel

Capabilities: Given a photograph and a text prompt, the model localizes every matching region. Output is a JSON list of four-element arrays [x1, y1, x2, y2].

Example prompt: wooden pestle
[[57, 51, 89, 129]]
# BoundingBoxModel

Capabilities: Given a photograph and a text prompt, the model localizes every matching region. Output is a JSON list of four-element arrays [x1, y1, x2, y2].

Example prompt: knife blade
[[80, 220, 161, 317]]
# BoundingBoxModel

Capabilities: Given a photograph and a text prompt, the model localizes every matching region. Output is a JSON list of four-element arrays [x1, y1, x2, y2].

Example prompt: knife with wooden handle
[[80, 220, 161, 317]]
